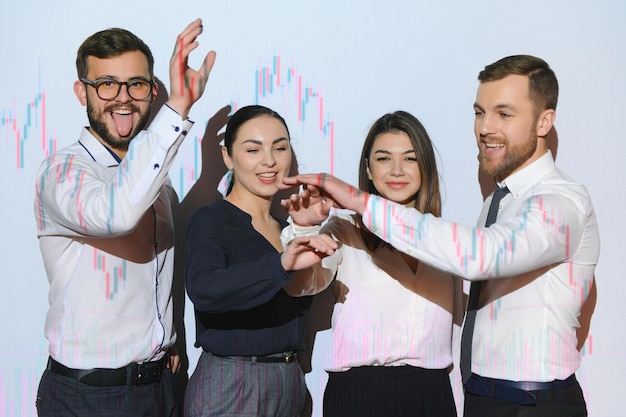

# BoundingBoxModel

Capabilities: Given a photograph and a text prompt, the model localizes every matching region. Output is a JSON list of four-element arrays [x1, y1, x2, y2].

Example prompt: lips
[[386, 182, 409, 189], [484, 142, 504, 149], [482, 140, 505, 155], [257, 172, 278, 183]]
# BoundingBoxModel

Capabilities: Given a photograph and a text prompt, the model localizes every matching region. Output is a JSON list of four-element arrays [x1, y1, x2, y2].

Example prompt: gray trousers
[[184, 351, 306, 417]]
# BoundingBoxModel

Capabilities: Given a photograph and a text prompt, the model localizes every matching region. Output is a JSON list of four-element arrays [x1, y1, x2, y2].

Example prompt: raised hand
[[167, 18, 217, 119], [281, 173, 370, 215], [281, 185, 333, 227]]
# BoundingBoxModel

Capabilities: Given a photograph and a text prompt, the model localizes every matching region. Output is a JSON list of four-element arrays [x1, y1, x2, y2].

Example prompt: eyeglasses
[[80, 77, 154, 101]]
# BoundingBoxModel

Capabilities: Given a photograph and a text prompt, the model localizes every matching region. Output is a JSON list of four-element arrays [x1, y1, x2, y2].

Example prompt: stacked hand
[[167, 18, 217, 119], [280, 173, 370, 215], [281, 184, 333, 226], [279, 181, 340, 272], [280, 235, 338, 272]]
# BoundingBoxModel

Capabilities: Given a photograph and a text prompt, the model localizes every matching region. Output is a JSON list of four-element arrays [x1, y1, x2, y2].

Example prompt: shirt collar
[[498, 150, 555, 199], [77, 127, 122, 167]]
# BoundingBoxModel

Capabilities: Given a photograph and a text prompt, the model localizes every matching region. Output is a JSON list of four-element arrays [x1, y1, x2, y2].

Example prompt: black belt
[[47, 356, 168, 387], [464, 373, 577, 405], [212, 351, 298, 364]]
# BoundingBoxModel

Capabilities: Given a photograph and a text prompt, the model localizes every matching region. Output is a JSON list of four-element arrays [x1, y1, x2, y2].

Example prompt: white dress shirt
[[320, 214, 454, 372], [362, 151, 600, 382], [34, 105, 193, 369], [281, 214, 455, 372]]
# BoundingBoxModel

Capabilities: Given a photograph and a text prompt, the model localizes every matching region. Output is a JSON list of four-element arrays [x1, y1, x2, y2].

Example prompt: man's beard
[[86, 101, 151, 151], [478, 133, 537, 179]]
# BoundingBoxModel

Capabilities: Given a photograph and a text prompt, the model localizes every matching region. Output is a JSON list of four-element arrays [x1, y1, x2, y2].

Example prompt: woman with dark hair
[[184, 105, 336, 417], [282, 111, 462, 417]]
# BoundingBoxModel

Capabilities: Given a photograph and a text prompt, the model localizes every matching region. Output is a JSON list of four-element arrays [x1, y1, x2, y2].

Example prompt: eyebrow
[[373, 149, 416, 155], [241, 137, 289, 146], [93, 74, 152, 82], [474, 102, 517, 112]]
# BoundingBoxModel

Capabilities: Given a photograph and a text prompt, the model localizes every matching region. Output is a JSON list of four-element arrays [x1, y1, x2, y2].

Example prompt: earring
[[217, 169, 233, 197]]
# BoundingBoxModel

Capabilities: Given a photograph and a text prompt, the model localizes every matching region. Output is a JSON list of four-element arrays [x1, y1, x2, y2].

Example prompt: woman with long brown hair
[[282, 111, 462, 416]]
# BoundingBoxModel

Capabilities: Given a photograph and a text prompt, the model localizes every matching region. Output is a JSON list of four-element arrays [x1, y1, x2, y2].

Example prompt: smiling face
[[366, 131, 421, 207], [222, 114, 292, 202], [74, 50, 156, 158], [474, 74, 551, 181]]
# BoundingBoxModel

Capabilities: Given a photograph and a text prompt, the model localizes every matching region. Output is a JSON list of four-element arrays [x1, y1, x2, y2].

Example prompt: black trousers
[[323, 365, 457, 417], [463, 379, 587, 417], [36, 368, 181, 417]]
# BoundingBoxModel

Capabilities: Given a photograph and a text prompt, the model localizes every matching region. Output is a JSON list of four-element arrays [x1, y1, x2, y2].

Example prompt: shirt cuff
[[280, 223, 321, 249], [361, 194, 385, 238], [150, 104, 194, 141]]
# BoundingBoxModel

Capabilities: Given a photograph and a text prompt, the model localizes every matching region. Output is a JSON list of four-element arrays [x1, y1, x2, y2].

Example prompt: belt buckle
[[284, 352, 297, 364], [135, 361, 161, 385]]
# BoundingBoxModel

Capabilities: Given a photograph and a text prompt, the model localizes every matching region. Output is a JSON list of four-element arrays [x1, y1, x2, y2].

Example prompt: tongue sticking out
[[111, 112, 133, 137]]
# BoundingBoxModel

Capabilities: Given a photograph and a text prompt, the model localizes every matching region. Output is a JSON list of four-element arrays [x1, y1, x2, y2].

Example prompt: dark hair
[[76, 28, 154, 79], [223, 105, 290, 195], [478, 55, 558, 116], [356, 111, 442, 251]]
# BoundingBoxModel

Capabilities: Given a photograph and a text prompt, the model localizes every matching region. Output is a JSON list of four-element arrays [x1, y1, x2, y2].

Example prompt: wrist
[[165, 97, 190, 120], [292, 223, 321, 236], [362, 193, 370, 212], [356, 192, 369, 215], [280, 223, 320, 250]]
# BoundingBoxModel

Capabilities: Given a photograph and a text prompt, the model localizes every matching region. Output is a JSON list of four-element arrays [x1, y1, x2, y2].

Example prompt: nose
[[390, 158, 404, 176], [476, 113, 496, 138], [262, 149, 276, 167], [115, 83, 132, 102]]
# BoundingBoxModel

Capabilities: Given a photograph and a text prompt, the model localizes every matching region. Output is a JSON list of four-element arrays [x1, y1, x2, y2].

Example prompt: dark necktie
[[460, 185, 510, 384]]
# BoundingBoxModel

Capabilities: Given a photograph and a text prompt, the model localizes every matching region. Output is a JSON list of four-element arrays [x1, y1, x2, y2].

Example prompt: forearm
[[186, 251, 291, 313], [283, 262, 335, 296], [362, 194, 581, 280]]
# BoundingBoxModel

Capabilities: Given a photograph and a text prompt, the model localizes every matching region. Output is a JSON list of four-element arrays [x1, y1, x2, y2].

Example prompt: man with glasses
[[34, 19, 215, 416]]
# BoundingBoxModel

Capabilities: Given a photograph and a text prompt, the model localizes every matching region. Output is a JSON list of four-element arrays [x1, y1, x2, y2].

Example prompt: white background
[[1, 1, 624, 416]]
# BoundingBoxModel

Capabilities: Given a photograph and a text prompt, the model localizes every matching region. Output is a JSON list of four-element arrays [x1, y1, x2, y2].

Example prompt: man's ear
[[221, 146, 233, 170], [74, 80, 88, 106], [150, 81, 158, 103], [536, 109, 556, 137]]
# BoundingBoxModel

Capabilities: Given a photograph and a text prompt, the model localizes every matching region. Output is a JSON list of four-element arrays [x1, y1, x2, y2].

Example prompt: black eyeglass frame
[[79, 77, 155, 101]]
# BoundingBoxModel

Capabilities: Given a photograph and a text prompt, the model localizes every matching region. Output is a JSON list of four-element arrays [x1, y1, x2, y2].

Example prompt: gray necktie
[[460, 185, 510, 384]]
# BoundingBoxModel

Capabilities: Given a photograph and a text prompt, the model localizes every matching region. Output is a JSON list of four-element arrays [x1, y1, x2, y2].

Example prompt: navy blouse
[[185, 199, 312, 356]]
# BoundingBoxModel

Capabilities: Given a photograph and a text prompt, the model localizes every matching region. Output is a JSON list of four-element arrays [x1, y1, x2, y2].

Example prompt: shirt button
[[174, 126, 180, 132]]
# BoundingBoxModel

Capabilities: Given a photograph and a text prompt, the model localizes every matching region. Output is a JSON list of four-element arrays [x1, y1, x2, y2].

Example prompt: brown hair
[[356, 111, 442, 252], [76, 28, 154, 79], [478, 55, 558, 117]]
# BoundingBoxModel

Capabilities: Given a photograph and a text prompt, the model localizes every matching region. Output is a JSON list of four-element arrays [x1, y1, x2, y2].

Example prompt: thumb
[[200, 50, 217, 82]]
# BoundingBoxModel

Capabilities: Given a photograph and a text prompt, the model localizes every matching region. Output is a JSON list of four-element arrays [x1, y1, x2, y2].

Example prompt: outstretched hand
[[167, 18, 217, 119], [281, 185, 333, 226], [280, 173, 369, 215]]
